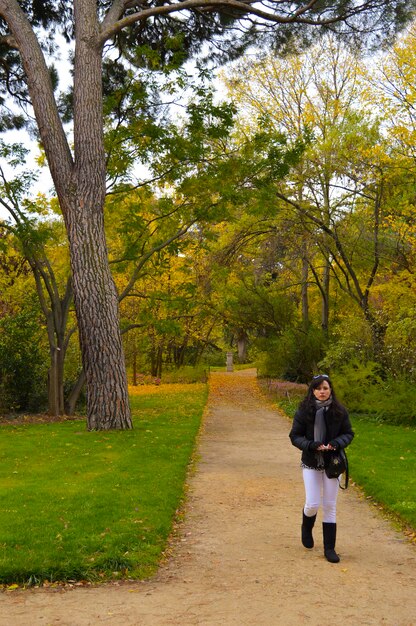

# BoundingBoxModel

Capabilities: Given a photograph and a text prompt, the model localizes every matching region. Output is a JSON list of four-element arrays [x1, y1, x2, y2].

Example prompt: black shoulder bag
[[325, 448, 349, 489]]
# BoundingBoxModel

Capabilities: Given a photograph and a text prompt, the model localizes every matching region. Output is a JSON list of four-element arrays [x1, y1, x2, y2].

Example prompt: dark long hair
[[298, 374, 346, 419]]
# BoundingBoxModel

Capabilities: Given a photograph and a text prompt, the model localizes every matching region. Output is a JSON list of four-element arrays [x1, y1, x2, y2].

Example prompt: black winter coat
[[289, 404, 354, 469]]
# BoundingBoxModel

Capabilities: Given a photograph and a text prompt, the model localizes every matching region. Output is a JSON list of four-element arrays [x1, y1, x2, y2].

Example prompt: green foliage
[[0, 383, 207, 585], [329, 360, 384, 409], [222, 281, 295, 336], [257, 326, 326, 382], [384, 315, 416, 381], [199, 347, 227, 368], [331, 361, 416, 425], [256, 337, 284, 379], [0, 308, 48, 413], [319, 316, 374, 371]]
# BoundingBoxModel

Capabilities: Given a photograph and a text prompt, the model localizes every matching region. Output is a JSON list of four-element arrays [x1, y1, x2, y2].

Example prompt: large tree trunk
[[63, 1, 132, 429]]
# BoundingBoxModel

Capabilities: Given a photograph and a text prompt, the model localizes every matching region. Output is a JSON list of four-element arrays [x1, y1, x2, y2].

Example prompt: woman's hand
[[317, 444, 337, 451]]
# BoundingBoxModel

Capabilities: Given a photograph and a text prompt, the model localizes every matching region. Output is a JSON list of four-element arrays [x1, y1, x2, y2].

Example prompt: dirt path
[[2, 370, 416, 626]]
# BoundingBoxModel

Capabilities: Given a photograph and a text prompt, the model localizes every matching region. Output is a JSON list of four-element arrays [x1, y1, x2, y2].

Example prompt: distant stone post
[[226, 351, 234, 372]]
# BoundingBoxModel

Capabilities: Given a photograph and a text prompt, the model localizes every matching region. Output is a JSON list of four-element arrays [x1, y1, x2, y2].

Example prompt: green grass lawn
[[0, 383, 208, 587], [346, 417, 416, 532]]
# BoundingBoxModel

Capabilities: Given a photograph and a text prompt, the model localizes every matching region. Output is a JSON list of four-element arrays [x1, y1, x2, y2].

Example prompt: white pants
[[302, 468, 339, 523]]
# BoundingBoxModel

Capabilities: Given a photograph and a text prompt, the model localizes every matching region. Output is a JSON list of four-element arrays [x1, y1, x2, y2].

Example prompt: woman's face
[[313, 381, 332, 402]]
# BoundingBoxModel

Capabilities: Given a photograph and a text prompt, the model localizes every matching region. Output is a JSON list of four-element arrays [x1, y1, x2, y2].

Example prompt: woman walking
[[289, 374, 354, 563]]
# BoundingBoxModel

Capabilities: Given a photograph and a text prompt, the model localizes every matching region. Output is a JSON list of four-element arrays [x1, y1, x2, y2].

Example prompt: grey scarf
[[314, 398, 332, 468]]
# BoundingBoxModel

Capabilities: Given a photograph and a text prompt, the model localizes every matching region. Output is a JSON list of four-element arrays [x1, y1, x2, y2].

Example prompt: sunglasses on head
[[313, 374, 329, 379]]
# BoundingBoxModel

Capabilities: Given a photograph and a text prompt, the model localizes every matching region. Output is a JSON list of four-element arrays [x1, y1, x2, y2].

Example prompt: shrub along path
[[2, 369, 416, 625]]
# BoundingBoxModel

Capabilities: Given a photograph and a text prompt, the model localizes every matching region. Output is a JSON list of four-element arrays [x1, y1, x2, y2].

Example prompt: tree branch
[[117, 220, 196, 301], [276, 190, 366, 304], [99, 0, 381, 45]]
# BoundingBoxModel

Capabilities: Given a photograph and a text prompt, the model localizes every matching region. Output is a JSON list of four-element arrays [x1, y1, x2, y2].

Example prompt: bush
[[330, 359, 384, 409], [383, 316, 416, 381], [256, 326, 326, 382], [331, 360, 416, 425], [256, 337, 283, 379], [319, 316, 373, 371], [200, 348, 227, 368], [0, 309, 48, 413]]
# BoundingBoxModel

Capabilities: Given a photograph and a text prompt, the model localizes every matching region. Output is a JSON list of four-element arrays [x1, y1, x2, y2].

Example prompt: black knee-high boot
[[322, 522, 340, 563], [301, 511, 317, 549]]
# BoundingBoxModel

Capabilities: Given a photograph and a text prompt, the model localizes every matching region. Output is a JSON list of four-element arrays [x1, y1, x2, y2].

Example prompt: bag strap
[[338, 448, 349, 490]]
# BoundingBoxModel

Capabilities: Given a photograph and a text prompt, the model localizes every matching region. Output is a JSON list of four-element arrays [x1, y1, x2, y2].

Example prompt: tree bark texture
[[65, 0, 131, 429], [65, 197, 132, 429]]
